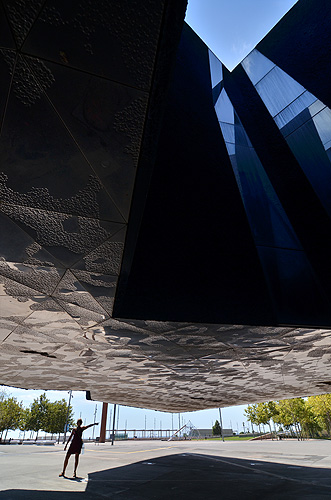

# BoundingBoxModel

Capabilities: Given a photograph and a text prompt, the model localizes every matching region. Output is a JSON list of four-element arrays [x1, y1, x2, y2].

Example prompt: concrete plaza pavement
[[1, 439, 331, 498]]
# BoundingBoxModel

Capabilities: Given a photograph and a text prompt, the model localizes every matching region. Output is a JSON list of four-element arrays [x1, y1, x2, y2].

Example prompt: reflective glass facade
[[242, 49, 331, 217], [210, 52, 331, 324]]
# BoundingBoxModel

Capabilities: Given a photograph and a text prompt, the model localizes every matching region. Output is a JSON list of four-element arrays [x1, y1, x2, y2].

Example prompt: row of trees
[[244, 394, 331, 439], [0, 389, 74, 441]]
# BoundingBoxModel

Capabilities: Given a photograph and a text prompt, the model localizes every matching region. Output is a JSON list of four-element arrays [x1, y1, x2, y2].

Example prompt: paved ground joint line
[[190, 453, 331, 490]]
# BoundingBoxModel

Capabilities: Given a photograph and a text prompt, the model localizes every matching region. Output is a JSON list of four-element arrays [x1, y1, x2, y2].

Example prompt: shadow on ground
[[2, 453, 331, 499]]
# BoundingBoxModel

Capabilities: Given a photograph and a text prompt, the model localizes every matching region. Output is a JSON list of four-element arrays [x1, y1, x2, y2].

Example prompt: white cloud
[[231, 40, 254, 59]]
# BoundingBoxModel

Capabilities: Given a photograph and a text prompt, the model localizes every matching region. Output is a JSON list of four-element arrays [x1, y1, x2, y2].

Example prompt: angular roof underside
[[1, 0, 331, 411]]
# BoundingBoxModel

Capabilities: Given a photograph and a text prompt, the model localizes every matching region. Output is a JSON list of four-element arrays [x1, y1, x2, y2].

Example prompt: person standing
[[59, 419, 99, 478]]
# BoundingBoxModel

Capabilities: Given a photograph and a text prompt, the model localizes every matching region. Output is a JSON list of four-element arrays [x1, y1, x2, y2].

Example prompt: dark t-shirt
[[68, 426, 86, 454]]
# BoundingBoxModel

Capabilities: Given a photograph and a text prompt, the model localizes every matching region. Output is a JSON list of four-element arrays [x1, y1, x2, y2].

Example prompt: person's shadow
[[61, 476, 85, 482]]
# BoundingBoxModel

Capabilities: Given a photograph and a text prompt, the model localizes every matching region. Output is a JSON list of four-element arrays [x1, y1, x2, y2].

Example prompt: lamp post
[[219, 408, 224, 442], [63, 390, 72, 444], [108, 408, 112, 440], [111, 404, 117, 445], [92, 404, 97, 440]]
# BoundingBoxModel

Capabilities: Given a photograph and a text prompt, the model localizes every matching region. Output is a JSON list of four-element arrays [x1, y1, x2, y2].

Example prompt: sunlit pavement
[[1, 439, 331, 499]]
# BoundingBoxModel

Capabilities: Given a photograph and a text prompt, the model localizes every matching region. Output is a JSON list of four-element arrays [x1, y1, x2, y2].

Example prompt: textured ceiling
[[3, 302, 331, 411], [1, 0, 331, 412]]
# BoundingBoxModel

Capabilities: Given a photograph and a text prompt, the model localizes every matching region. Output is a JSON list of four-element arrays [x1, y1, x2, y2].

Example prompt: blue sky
[[1, 386, 249, 439], [185, 0, 298, 70], [2, 1, 301, 439]]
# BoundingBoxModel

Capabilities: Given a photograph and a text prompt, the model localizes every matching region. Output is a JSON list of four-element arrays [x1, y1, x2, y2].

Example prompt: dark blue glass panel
[[312, 107, 331, 150], [225, 142, 235, 155], [234, 144, 300, 250], [274, 91, 316, 129], [286, 113, 331, 217], [241, 49, 275, 85], [234, 114, 251, 147], [208, 49, 223, 88], [256, 66, 306, 117], [257, 247, 330, 325], [219, 122, 234, 143], [214, 91, 301, 251], [212, 81, 222, 105], [215, 89, 234, 124], [280, 107, 312, 137], [309, 100, 326, 117]]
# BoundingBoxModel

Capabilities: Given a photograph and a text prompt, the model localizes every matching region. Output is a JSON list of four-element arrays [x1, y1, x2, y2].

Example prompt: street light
[[92, 404, 97, 440], [63, 390, 73, 444], [219, 408, 224, 442]]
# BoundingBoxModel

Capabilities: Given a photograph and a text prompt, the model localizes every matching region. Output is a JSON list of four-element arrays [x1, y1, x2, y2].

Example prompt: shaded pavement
[[2, 440, 331, 499]]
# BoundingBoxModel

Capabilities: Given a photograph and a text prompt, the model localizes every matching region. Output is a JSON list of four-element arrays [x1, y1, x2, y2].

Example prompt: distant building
[[192, 429, 234, 438]]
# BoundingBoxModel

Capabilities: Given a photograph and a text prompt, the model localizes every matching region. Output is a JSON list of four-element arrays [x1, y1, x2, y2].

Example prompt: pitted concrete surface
[[1, 440, 331, 499]]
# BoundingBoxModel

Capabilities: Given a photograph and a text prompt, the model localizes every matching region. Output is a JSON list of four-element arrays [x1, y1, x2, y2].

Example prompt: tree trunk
[[298, 422, 304, 440], [294, 423, 301, 440], [326, 412, 331, 438], [268, 423, 273, 439]]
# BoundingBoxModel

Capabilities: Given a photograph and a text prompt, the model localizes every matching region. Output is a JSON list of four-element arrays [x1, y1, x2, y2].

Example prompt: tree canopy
[[0, 397, 23, 436], [0, 391, 74, 440], [245, 395, 331, 439]]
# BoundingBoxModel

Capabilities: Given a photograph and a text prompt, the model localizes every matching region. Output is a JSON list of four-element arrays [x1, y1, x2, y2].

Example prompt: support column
[[99, 402, 108, 443]]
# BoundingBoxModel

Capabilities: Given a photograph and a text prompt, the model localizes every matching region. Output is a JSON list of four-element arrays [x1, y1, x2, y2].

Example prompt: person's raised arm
[[82, 422, 99, 431]]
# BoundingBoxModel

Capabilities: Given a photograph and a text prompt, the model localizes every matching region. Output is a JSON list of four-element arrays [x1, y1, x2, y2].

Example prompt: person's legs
[[73, 453, 80, 477], [60, 452, 71, 476]]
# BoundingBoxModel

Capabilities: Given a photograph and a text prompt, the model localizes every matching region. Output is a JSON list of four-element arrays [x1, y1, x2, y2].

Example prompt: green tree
[[212, 420, 221, 436], [247, 395, 331, 441], [46, 399, 74, 438], [300, 401, 321, 438], [246, 402, 278, 435], [253, 402, 277, 433], [0, 399, 5, 440], [274, 398, 307, 439], [307, 394, 331, 437], [244, 404, 259, 431], [0, 388, 9, 402], [0, 388, 9, 440], [273, 400, 294, 432], [19, 407, 34, 439], [29, 393, 51, 439], [18, 395, 74, 441], [0, 397, 23, 440]]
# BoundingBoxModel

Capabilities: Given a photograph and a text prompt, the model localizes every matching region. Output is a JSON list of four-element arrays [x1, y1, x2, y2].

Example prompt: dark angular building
[[1, 0, 331, 411]]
